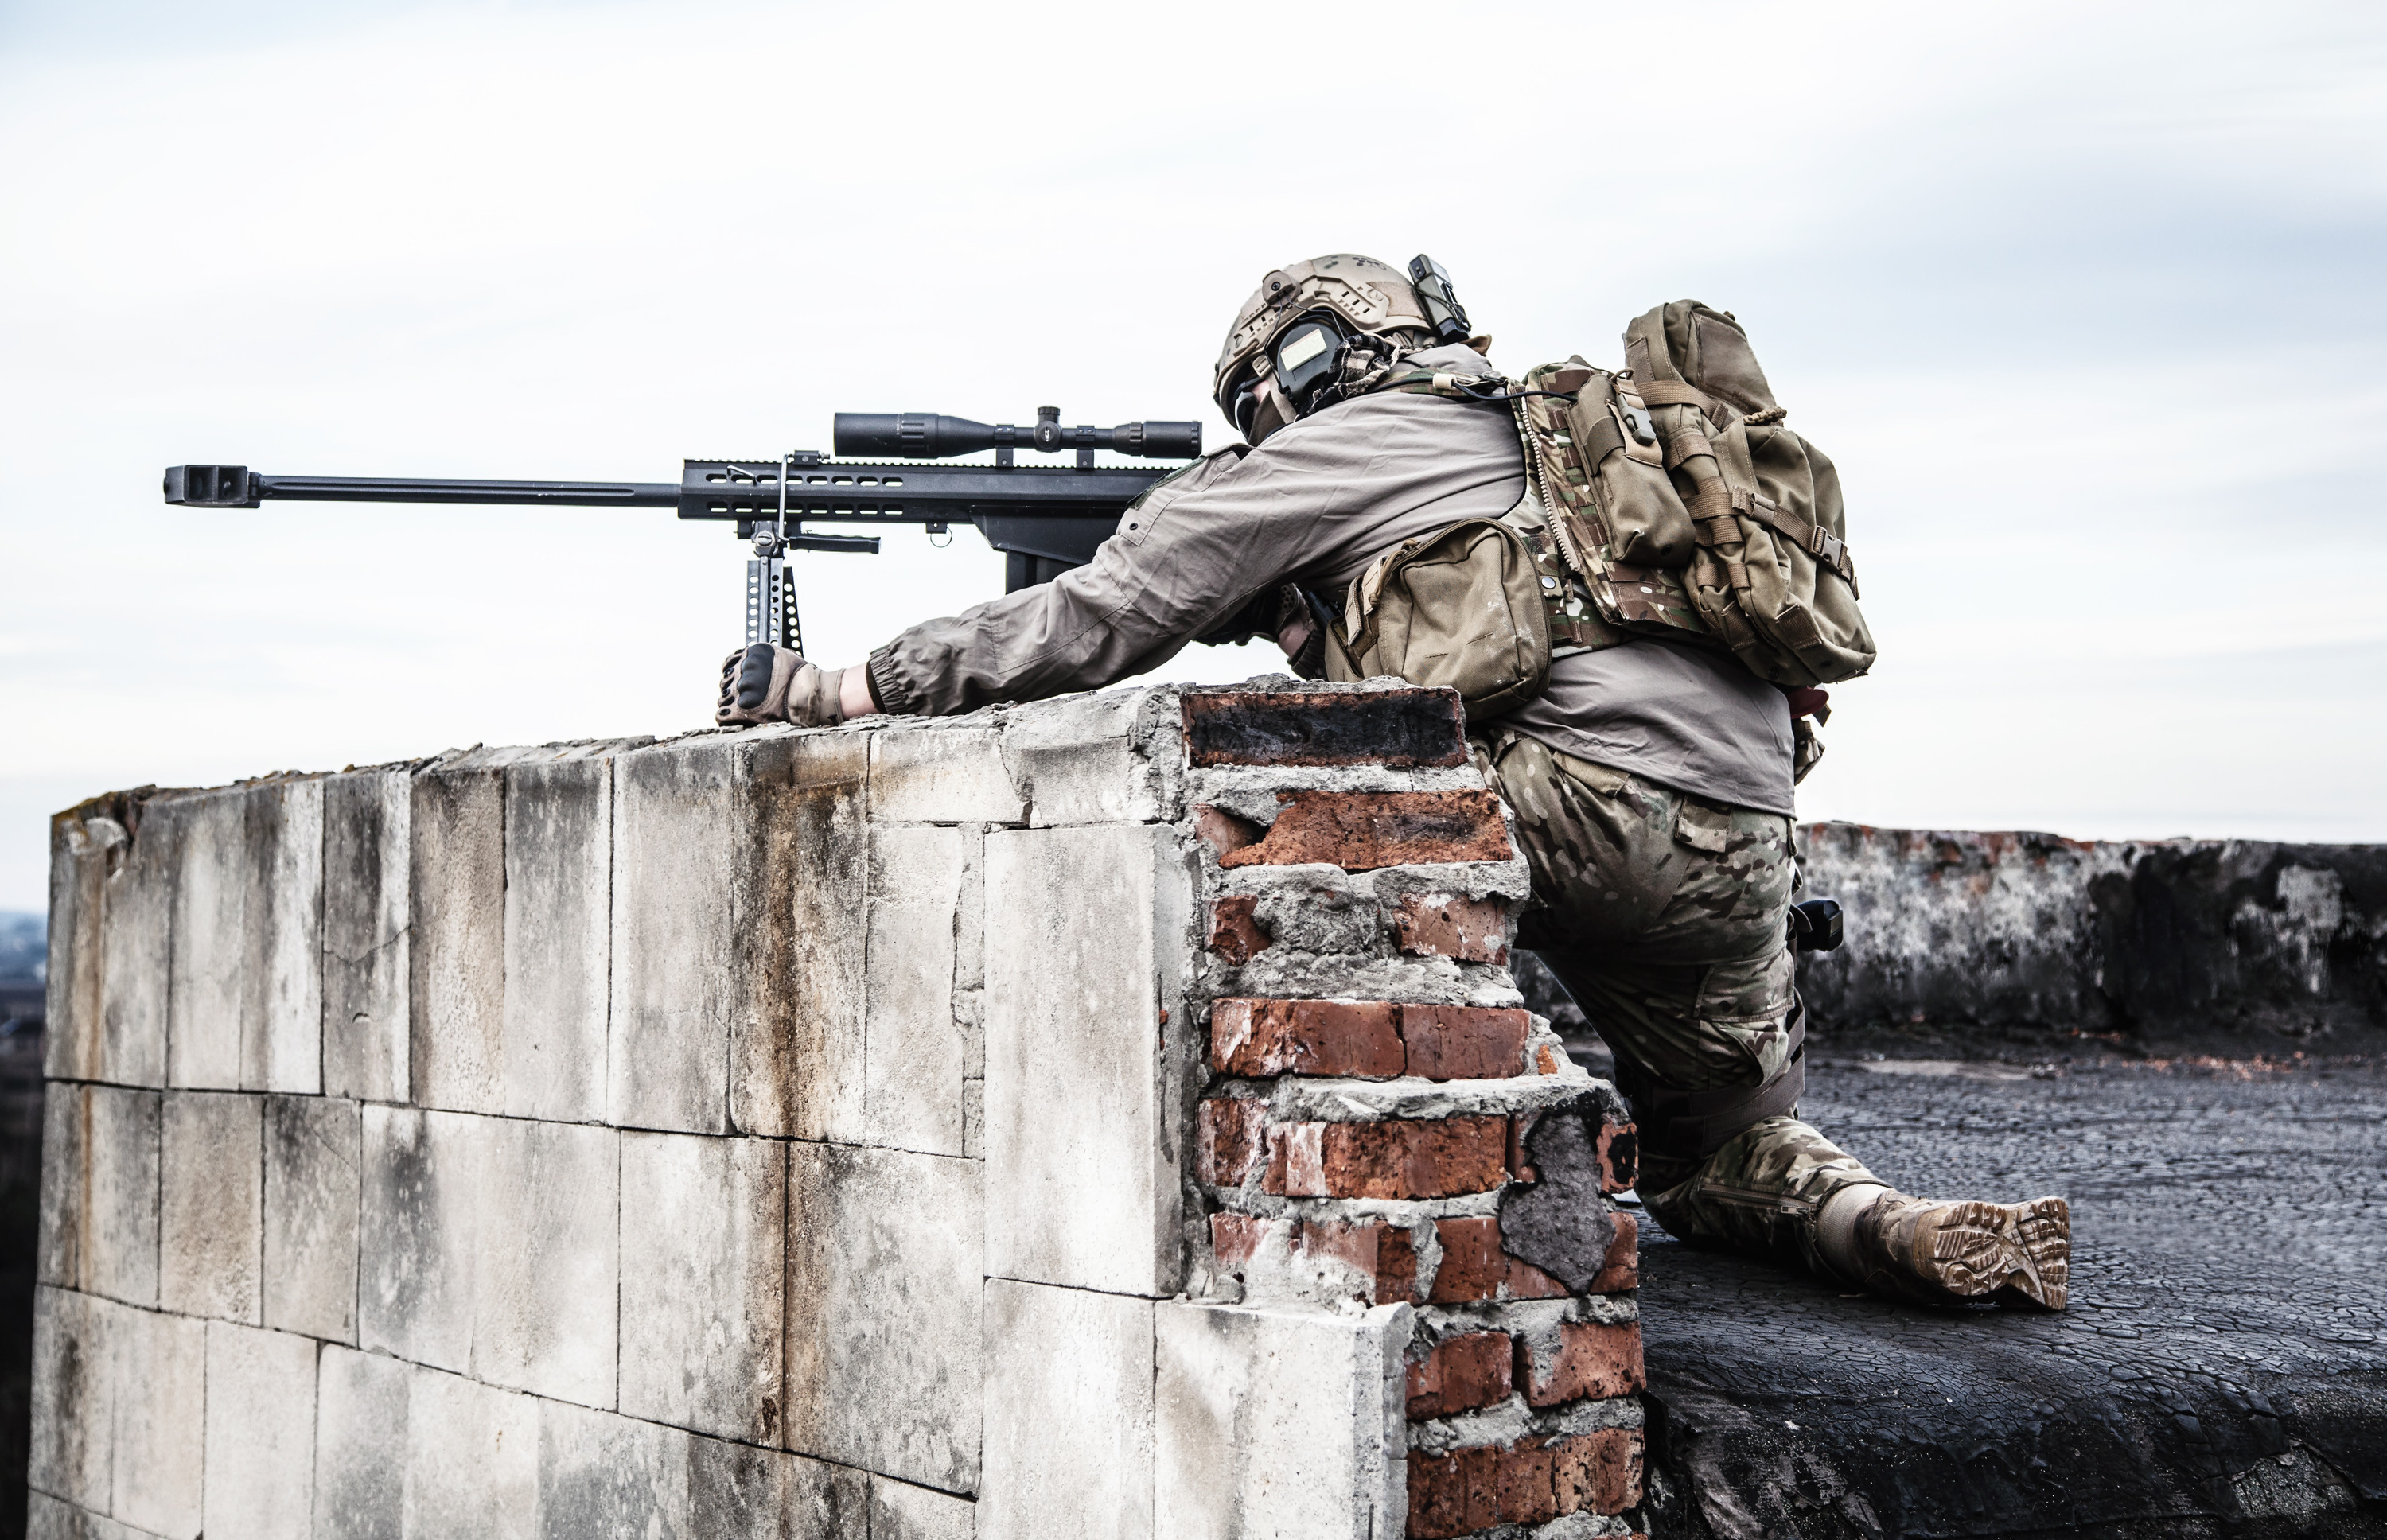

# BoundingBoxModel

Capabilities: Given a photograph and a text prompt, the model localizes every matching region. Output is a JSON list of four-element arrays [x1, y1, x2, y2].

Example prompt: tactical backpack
[[1324, 301, 1874, 714]]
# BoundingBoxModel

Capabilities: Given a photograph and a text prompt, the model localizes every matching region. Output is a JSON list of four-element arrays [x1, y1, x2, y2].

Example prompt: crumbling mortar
[[1201, 955, 1523, 1010], [1209, 1190, 1507, 1224], [1405, 1390, 1645, 1456], [1410, 1296, 1637, 1341], [1262, 1068, 1591, 1123]]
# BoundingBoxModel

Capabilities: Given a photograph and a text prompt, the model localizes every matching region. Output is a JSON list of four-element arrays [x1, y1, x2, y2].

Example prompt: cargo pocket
[[1696, 949, 1798, 1085]]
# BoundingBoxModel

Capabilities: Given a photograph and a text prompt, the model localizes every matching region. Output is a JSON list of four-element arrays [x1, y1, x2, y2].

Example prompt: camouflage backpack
[[1327, 301, 1875, 712]]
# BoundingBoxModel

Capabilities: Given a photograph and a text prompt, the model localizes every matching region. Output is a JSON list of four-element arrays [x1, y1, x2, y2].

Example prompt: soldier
[[717, 254, 2070, 1311]]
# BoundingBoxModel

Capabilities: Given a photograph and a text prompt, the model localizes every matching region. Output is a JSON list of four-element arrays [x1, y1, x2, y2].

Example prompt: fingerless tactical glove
[[715, 644, 850, 727]]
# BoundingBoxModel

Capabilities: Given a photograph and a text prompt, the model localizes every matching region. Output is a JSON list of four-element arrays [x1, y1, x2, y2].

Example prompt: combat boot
[[1846, 1191, 2070, 1310]]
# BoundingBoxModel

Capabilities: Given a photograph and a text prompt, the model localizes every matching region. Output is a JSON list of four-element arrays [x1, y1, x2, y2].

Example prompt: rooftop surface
[[1630, 1052, 2387, 1538]]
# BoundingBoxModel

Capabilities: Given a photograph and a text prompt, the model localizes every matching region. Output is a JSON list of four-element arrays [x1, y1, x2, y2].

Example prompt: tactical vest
[[1323, 302, 1875, 718]]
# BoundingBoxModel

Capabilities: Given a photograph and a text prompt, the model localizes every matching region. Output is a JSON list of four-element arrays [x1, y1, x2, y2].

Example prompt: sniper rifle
[[163, 408, 1203, 653]]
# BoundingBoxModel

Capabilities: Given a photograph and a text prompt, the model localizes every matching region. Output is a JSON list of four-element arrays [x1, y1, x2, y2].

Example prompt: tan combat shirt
[[867, 345, 1794, 815]]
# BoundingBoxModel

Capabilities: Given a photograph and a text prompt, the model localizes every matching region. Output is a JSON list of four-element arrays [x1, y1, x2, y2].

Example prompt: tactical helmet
[[1213, 253, 1471, 443]]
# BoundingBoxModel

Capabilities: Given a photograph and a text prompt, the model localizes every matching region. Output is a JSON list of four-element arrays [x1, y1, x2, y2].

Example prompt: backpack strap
[[1733, 487, 1856, 585]]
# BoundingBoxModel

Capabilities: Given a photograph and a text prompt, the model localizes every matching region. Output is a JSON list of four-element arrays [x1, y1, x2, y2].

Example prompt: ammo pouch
[[1610, 998, 1808, 1162], [1325, 517, 1552, 720]]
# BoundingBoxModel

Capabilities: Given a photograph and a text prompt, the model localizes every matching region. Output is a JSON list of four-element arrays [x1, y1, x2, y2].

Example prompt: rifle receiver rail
[[164, 410, 1202, 654]]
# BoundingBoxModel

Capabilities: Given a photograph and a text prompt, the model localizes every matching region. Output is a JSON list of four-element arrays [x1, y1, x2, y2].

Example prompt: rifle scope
[[835, 407, 1200, 461]]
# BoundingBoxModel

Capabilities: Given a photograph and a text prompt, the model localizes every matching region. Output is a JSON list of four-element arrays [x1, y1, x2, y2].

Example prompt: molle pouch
[[1562, 371, 1696, 569], [1511, 362, 1708, 644], [1327, 517, 1552, 720]]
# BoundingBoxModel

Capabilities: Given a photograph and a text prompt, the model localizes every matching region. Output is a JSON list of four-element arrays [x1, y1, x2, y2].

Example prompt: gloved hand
[[715, 644, 847, 727], [1273, 583, 1328, 679]]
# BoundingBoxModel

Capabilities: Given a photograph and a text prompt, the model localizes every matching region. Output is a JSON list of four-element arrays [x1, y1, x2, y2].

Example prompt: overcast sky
[[2, 0, 2382, 911]]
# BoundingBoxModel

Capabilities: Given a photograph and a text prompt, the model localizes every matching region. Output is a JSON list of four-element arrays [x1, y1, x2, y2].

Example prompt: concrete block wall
[[36, 682, 1645, 1539], [1791, 824, 2387, 1050]]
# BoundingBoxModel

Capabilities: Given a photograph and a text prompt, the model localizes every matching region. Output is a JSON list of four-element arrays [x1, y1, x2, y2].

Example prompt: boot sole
[[1929, 1196, 2070, 1311]]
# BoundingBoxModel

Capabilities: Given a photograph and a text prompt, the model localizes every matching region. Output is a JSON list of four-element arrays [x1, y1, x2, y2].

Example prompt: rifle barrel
[[262, 474, 681, 507]]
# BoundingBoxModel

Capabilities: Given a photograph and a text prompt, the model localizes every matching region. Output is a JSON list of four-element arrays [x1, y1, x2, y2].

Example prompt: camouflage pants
[[1478, 733, 1881, 1276]]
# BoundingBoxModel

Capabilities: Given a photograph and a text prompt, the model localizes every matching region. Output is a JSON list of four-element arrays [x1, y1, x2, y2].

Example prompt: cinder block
[[38, 1085, 159, 1306], [1001, 688, 1177, 827], [160, 782, 326, 1093], [503, 754, 613, 1122], [784, 1142, 982, 1492], [870, 1478, 977, 1540], [619, 1131, 784, 1442], [1154, 1301, 1410, 1540], [871, 723, 1027, 824], [322, 768, 411, 1102], [263, 1093, 360, 1342], [165, 790, 247, 1089], [687, 1442, 869, 1540], [983, 824, 1189, 1296], [99, 809, 171, 1087], [27, 1491, 158, 1540], [29, 1285, 111, 1511], [202, 1320, 318, 1540], [245, 776, 325, 1092], [865, 824, 968, 1154], [730, 733, 869, 1141], [159, 1091, 262, 1322], [980, 1281, 1152, 1540], [411, 763, 506, 1114], [538, 1399, 688, 1537], [359, 1106, 479, 1373], [111, 1302, 204, 1538], [611, 736, 753, 1134], [403, 1365, 539, 1540], [473, 1118, 617, 1407], [45, 806, 117, 1083], [314, 1344, 409, 1540]]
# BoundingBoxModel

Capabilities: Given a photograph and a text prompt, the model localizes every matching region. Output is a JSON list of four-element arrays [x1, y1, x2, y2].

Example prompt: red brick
[[1598, 1119, 1639, 1193], [1181, 688, 1466, 768], [1498, 1441, 1560, 1525], [1399, 1005, 1530, 1080], [1196, 1099, 1268, 1187], [1217, 791, 1512, 873], [1404, 1332, 1513, 1421], [1588, 1211, 1640, 1293], [1209, 1211, 1270, 1268], [1553, 1428, 1645, 1515], [1206, 1212, 1419, 1305], [1390, 893, 1510, 962], [1536, 1044, 1560, 1075], [1414, 1437, 1625, 1537], [1406, 1445, 1501, 1538], [1296, 1218, 1417, 1306], [1265, 1116, 1509, 1200], [1206, 895, 1270, 963], [1427, 1216, 1571, 1304], [1524, 1320, 1645, 1407], [1209, 998, 1403, 1078], [1193, 803, 1262, 859]]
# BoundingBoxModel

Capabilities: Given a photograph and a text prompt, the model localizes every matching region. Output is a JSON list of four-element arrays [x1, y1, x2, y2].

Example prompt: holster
[[1610, 998, 1807, 1163]]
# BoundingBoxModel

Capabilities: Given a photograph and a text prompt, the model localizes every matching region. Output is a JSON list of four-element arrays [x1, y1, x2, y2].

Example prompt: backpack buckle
[[1612, 383, 1662, 466]]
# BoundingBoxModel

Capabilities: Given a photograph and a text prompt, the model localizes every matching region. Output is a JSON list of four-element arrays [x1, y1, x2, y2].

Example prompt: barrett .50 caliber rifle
[[164, 407, 1203, 652]]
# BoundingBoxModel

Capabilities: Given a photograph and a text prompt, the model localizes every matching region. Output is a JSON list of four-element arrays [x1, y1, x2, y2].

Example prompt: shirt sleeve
[[866, 418, 1395, 716]]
